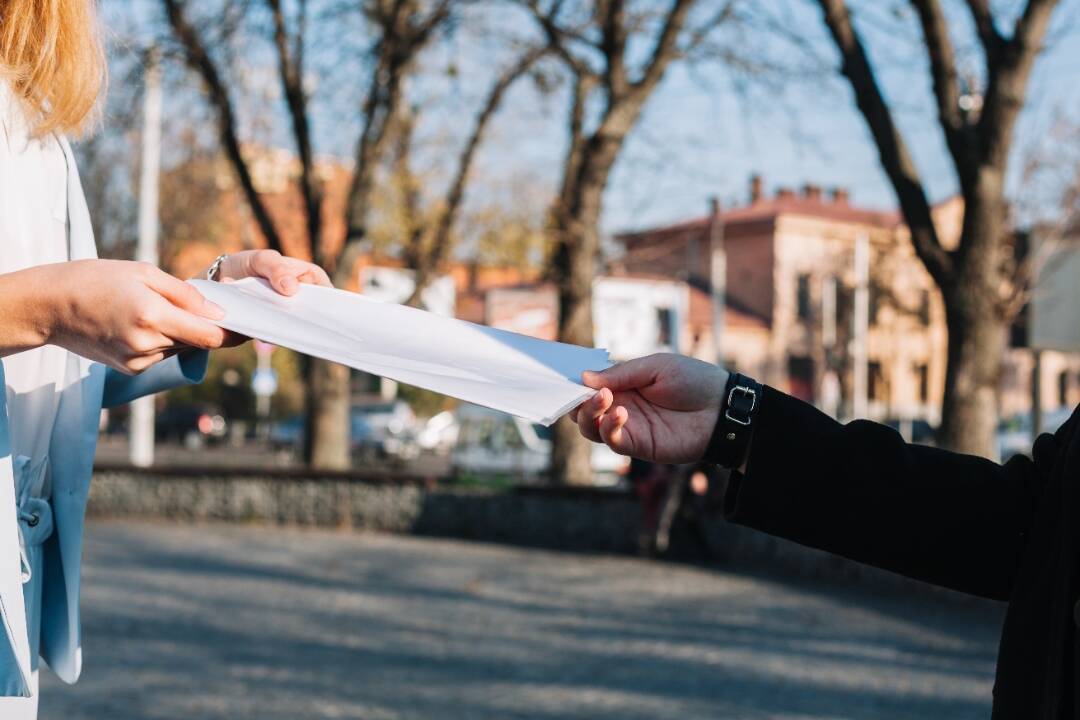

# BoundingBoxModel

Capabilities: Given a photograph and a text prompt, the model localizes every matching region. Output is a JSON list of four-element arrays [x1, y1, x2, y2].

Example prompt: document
[[190, 278, 612, 425]]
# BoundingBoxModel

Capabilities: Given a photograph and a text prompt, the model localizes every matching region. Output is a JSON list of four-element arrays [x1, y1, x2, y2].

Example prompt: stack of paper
[[189, 278, 612, 425]]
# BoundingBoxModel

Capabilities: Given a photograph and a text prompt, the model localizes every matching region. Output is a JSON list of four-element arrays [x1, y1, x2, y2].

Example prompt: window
[[1059, 371, 1070, 406], [916, 364, 929, 403], [656, 307, 674, 347], [788, 356, 815, 402], [501, 421, 525, 450], [796, 274, 812, 320], [918, 290, 931, 326], [868, 361, 885, 402], [868, 281, 884, 324]]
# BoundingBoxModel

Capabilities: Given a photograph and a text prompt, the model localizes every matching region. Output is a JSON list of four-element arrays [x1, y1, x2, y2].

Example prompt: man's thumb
[[582, 358, 657, 392]]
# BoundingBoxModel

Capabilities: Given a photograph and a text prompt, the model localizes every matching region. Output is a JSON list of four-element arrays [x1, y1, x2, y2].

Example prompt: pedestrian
[[0, 3, 330, 713], [625, 457, 673, 555], [572, 353, 1080, 718]]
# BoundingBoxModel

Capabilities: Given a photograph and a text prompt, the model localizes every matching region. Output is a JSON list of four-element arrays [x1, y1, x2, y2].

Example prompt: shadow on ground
[[40, 520, 1003, 719]]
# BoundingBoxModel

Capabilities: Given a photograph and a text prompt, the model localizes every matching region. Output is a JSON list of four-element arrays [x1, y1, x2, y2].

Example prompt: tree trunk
[[549, 181, 605, 485], [937, 180, 1008, 457], [938, 294, 1006, 457], [304, 357, 351, 469]]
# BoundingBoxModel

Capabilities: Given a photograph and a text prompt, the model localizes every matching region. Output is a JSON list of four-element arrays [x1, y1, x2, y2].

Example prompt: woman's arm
[[0, 266, 69, 356], [572, 353, 1061, 601], [0, 259, 228, 369]]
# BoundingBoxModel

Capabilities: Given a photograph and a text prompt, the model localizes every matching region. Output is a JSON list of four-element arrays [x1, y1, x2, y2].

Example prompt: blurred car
[[155, 404, 227, 449], [997, 406, 1074, 460], [881, 417, 937, 446], [351, 399, 419, 462], [269, 415, 305, 451], [415, 410, 460, 455], [451, 404, 629, 485]]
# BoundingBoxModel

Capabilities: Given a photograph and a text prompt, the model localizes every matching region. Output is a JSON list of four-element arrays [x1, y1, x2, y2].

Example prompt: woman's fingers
[[249, 250, 331, 295], [300, 265, 333, 287], [143, 265, 225, 320], [152, 300, 229, 350]]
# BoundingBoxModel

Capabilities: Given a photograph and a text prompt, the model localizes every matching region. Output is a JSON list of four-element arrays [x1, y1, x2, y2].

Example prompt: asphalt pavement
[[39, 520, 1004, 719]]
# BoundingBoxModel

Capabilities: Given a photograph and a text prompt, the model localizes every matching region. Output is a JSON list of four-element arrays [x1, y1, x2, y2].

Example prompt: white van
[[451, 404, 629, 485]]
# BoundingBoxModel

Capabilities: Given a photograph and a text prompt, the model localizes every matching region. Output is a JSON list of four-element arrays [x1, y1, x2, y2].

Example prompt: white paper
[[189, 278, 612, 425]]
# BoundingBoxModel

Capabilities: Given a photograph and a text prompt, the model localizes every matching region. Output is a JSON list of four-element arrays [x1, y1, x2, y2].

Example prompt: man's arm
[[573, 354, 1068, 602], [726, 386, 1057, 601]]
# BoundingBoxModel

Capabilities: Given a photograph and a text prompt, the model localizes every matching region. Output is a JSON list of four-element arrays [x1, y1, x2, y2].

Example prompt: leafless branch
[[162, 0, 285, 254]]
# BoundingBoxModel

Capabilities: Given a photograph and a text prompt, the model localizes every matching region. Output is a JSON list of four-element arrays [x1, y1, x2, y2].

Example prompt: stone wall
[[88, 465, 994, 602]]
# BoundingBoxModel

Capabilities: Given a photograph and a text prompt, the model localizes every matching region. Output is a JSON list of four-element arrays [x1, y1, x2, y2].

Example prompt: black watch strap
[[703, 372, 762, 469]]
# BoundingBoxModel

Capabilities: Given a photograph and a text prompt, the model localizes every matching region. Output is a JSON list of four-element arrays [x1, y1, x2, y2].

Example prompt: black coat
[[723, 386, 1079, 718]]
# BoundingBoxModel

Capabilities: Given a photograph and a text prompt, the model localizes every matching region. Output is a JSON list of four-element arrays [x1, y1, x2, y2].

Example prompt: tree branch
[[266, 0, 323, 264], [910, 0, 977, 191], [406, 44, 550, 306], [338, 0, 448, 285], [523, 0, 598, 79], [963, 0, 1004, 61], [634, 0, 694, 94], [978, 0, 1061, 170], [816, 0, 953, 285], [599, 0, 630, 97], [162, 0, 285, 254]]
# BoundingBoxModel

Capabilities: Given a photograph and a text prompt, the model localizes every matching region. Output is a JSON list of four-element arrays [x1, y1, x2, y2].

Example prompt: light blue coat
[[0, 137, 207, 696]]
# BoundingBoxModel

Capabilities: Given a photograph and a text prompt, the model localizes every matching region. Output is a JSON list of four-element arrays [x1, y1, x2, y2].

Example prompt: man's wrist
[[703, 372, 762, 470]]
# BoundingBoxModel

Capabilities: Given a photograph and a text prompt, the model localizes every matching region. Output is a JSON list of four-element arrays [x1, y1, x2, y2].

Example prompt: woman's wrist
[[0, 264, 65, 354]]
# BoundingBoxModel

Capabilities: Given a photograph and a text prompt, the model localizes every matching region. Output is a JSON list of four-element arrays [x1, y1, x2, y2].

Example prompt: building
[[162, 144, 1080, 433], [615, 176, 1080, 428]]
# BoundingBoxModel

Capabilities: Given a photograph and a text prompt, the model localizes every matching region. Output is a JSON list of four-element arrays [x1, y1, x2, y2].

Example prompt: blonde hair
[[0, 0, 106, 137]]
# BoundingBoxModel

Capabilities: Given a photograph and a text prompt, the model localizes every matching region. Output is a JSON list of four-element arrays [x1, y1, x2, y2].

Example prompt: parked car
[[997, 406, 1074, 460], [351, 399, 419, 462], [451, 404, 629, 484], [881, 417, 937, 446], [155, 404, 227, 449], [269, 415, 305, 452], [415, 410, 460, 455]]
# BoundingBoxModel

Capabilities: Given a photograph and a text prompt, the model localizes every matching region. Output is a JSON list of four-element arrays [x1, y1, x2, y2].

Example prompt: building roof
[[618, 195, 901, 243]]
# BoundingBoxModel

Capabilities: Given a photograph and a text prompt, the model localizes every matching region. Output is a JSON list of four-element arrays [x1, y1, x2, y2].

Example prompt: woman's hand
[[43, 259, 230, 373], [571, 353, 729, 464], [212, 250, 332, 294]]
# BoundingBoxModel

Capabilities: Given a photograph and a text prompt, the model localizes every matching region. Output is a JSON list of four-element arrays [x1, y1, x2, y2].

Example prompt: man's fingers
[[144, 267, 225, 320], [599, 405, 630, 452], [576, 388, 612, 443], [582, 356, 660, 392]]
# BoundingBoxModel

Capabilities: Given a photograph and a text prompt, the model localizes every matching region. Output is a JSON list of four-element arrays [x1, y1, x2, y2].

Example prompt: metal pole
[[130, 49, 162, 468], [851, 233, 869, 419], [709, 204, 726, 365], [1032, 349, 1043, 440]]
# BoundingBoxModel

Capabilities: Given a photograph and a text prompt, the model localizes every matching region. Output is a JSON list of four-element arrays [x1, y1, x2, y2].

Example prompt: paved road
[[40, 521, 1003, 719]]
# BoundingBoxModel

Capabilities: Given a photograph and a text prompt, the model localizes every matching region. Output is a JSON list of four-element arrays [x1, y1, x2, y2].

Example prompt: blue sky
[[104, 0, 1080, 241]]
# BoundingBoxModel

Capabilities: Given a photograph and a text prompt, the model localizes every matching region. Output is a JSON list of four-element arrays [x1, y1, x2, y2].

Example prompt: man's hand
[[570, 353, 729, 464]]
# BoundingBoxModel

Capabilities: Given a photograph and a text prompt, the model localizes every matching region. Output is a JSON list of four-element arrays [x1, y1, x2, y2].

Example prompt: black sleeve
[[722, 386, 1071, 601]]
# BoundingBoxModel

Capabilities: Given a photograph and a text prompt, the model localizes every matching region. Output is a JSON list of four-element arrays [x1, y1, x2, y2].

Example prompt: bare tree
[[162, 0, 451, 468], [401, 45, 550, 307], [527, 0, 734, 484], [814, 0, 1062, 456]]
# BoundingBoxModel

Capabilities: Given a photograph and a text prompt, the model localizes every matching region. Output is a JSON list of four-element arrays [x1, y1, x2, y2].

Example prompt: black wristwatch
[[703, 372, 763, 469]]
